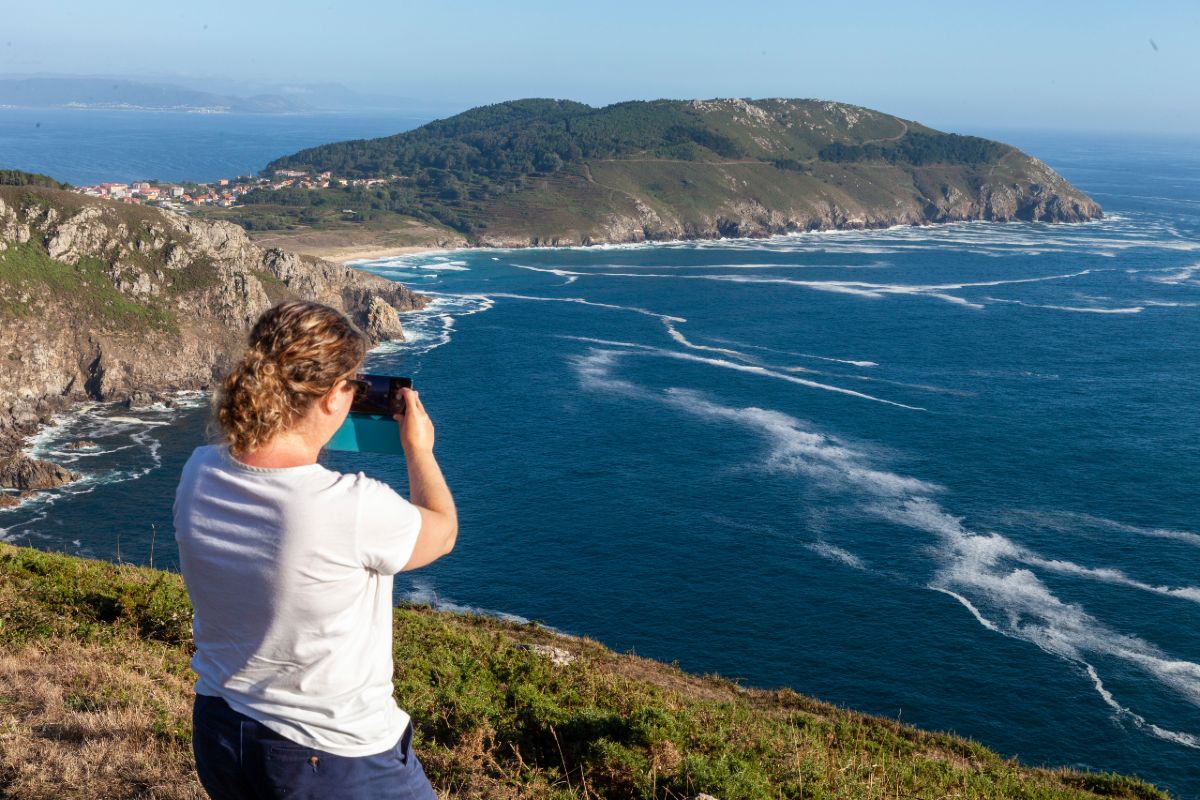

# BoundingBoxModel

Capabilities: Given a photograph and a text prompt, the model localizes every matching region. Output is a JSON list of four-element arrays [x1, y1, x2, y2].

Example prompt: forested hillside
[[208, 98, 1101, 250]]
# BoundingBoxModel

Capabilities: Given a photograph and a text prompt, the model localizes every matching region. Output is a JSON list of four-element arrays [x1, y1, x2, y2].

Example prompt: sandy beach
[[304, 243, 464, 265], [247, 227, 469, 266]]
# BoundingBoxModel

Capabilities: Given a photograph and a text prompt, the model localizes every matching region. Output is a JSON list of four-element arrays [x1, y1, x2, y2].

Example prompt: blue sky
[[3, 0, 1198, 133]]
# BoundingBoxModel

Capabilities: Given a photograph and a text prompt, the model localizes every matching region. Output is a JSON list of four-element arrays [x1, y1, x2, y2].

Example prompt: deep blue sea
[[1, 119, 1198, 797]]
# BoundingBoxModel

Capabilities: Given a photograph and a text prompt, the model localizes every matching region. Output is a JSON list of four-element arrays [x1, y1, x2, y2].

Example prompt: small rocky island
[[0, 176, 427, 491]]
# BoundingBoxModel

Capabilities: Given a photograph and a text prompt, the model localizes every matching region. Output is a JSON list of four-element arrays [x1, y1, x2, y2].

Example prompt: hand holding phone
[[327, 374, 414, 455], [395, 387, 435, 454], [349, 375, 412, 416]]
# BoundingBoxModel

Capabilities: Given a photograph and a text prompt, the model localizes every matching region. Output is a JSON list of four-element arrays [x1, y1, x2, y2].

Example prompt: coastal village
[[74, 170, 390, 210]]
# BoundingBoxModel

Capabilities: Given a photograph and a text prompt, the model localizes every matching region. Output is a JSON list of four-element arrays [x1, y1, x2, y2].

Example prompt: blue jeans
[[192, 693, 437, 799]]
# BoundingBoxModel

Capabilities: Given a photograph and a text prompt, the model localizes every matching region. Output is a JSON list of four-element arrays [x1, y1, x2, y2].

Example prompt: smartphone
[[326, 374, 413, 455], [349, 374, 413, 416]]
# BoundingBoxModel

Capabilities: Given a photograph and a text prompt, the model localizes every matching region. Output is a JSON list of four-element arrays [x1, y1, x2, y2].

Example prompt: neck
[[235, 430, 322, 469]]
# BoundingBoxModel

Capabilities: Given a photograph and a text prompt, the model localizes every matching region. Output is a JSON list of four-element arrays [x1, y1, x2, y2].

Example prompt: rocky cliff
[[470, 147, 1103, 248], [0, 185, 427, 490]]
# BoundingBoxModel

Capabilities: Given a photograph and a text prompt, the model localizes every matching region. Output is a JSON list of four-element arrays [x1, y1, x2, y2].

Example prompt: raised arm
[[396, 387, 458, 570]]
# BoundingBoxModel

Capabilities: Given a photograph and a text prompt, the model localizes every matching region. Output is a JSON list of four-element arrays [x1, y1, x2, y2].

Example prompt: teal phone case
[[326, 413, 404, 455]]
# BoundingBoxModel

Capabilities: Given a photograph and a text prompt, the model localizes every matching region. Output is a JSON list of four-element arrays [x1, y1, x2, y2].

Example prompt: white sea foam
[[351, 248, 460, 268], [544, 260, 893, 271], [104, 416, 170, 427], [1085, 664, 1200, 749], [478, 291, 684, 322], [8, 399, 187, 507], [707, 337, 878, 368], [654, 389, 935, 491], [475, 214, 1198, 265], [522, 217, 1101, 252], [840, 375, 974, 398], [511, 261, 1097, 309], [662, 319, 760, 363], [420, 266, 470, 275], [487, 295, 916, 407], [508, 263, 587, 279], [806, 541, 867, 570], [930, 587, 1001, 633], [987, 298, 1145, 314], [573, 346, 922, 410], [401, 581, 539, 627], [1145, 262, 1200, 286], [1007, 510, 1200, 549], [570, 358, 1200, 746], [1017, 554, 1200, 604], [367, 293, 495, 359], [878, 499, 1200, 714]]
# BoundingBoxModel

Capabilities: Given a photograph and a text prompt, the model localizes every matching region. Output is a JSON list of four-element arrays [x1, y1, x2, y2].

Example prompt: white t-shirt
[[173, 444, 422, 757]]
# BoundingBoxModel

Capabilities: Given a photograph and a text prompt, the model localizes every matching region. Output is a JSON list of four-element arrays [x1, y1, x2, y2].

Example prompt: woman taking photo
[[174, 300, 457, 799]]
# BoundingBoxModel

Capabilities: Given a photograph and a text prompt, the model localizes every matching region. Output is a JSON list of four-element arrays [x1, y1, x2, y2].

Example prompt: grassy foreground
[[0, 543, 1167, 799]]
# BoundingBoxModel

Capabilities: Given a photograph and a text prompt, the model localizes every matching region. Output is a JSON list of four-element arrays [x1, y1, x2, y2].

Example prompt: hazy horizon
[[3, 1, 1198, 135]]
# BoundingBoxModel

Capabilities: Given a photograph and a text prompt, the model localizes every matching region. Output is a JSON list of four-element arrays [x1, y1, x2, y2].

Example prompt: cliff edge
[[0, 182, 427, 491], [0, 543, 1169, 800]]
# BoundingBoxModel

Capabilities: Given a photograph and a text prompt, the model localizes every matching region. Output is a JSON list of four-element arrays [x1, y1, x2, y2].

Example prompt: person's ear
[[321, 380, 345, 415]]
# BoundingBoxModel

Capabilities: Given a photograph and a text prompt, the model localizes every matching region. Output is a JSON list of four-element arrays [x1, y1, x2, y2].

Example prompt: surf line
[[463, 290, 922, 410], [565, 338, 923, 411], [705, 337, 878, 368], [622, 381, 1200, 749], [508, 262, 1100, 306], [478, 292, 865, 373]]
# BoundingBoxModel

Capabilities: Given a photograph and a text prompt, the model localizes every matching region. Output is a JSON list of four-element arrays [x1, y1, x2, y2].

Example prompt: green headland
[[198, 98, 1102, 259]]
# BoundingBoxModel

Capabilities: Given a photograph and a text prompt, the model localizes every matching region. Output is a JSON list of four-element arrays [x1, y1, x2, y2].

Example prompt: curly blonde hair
[[213, 300, 368, 457]]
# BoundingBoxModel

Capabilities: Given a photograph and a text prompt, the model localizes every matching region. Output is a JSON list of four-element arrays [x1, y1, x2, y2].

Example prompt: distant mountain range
[[0, 75, 448, 114]]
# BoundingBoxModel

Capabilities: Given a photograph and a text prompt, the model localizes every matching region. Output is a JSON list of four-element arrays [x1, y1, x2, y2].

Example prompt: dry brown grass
[[0, 638, 202, 799]]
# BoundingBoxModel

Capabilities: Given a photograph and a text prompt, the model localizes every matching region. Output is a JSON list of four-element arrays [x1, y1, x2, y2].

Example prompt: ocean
[[1, 119, 1198, 797], [0, 107, 427, 185]]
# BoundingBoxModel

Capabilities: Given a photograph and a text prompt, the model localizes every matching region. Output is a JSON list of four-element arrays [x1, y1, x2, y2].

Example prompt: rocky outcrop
[[0, 455, 80, 490], [474, 174, 1103, 248], [0, 187, 429, 487]]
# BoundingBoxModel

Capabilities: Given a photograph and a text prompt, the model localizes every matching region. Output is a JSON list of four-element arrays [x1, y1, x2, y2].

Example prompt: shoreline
[[325, 214, 1115, 267], [314, 244, 466, 265]]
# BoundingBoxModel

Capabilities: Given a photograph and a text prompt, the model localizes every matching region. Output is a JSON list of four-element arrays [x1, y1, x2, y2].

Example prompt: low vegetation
[[0, 241, 177, 332], [0, 170, 71, 190], [0, 543, 1168, 799]]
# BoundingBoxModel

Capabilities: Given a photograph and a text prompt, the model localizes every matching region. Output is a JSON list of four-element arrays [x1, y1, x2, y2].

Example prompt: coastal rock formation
[[0, 185, 428, 486], [0, 455, 80, 490], [472, 164, 1102, 248]]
